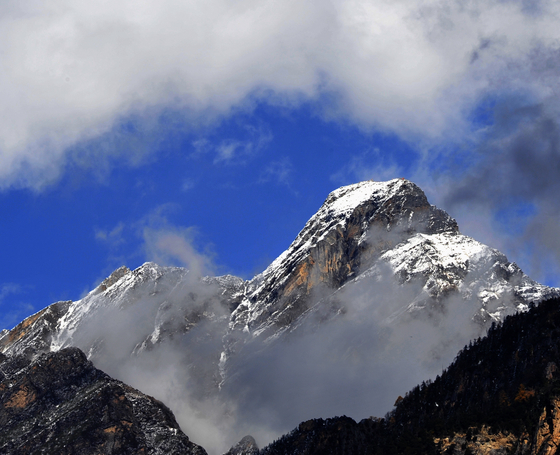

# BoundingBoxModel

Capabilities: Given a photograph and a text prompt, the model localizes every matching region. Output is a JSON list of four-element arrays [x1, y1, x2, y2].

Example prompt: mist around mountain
[[258, 295, 560, 455], [1, 179, 558, 454]]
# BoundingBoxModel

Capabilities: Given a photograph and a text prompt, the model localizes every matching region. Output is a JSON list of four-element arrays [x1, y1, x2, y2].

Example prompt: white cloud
[[259, 157, 294, 186], [331, 148, 406, 185], [212, 124, 273, 164], [143, 228, 214, 277], [214, 140, 244, 164], [139, 205, 215, 277], [1, 0, 560, 187], [181, 178, 196, 192], [0, 283, 35, 330], [95, 222, 125, 245]]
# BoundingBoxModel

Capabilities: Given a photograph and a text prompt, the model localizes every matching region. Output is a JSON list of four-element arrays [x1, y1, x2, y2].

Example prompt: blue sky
[[2, 0, 560, 330]]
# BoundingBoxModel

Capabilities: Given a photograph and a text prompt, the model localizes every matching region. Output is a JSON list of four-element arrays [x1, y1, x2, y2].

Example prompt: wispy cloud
[[142, 227, 215, 278], [0, 284, 21, 307], [139, 205, 215, 277], [210, 125, 273, 165], [190, 123, 273, 165], [259, 157, 294, 187], [331, 148, 406, 185], [181, 178, 196, 192], [93, 206, 216, 281], [95, 222, 125, 245], [191, 139, 211, 158], [214, 140, 246, 164], [0, 283, 34, 330]]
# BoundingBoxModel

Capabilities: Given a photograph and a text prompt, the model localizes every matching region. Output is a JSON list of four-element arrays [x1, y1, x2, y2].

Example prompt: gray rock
[[224, 435, 259, 455]]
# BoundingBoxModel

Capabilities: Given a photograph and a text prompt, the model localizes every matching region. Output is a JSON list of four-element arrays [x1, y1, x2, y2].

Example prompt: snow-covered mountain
[[0, 178, 557, 453], [228, 179, 553, 339]]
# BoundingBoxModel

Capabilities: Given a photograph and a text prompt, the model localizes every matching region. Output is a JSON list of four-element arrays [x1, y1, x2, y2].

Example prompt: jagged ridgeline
[[0, 179, 558, 453], [258, 296, 560, 455]]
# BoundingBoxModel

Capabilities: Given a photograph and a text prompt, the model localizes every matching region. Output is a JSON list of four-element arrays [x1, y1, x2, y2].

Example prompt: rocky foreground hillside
[[0, 347, 206, 455]]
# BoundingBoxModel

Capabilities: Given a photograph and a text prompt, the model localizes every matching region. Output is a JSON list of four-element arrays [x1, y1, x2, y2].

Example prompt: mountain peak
[[310, 178, 458, 237], [321, 179, 409, 217], [322, 178, 429, 215], [96, 265, 130, 292], [229, 179, 459, 336]]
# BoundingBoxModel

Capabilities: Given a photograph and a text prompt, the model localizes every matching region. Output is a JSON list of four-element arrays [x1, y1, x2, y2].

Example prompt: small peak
[[224, 435, 259, 455], [138, 261, 160, 270], [134, 262, 187, 276], [134, 262, 169, 275], [97, 266, 130, 292]]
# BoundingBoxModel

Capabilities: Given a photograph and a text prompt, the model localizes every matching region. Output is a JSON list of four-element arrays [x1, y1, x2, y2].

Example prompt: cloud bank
[[2, 0, 560, 188]]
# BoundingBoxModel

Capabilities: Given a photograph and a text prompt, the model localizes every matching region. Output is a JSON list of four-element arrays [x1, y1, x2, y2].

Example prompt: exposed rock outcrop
[[434, 427, 529, 454], [0, 347, 206, 455], [532, 397, 560, 455], [224, 435, 259, 455]]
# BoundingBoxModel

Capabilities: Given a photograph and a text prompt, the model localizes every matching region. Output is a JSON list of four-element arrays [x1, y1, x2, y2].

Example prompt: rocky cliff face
[[434, 427, 528, 455], [224, 435, 259, 455], [0, 347, 206, 455], [227, 179, 555, 348], [532, 397, 560, 455]]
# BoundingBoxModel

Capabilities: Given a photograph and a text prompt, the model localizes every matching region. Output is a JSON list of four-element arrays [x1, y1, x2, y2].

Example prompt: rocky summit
[[228, 179, 459, 338], [227, 179, 554, 342], [0, 179, 558, 453]]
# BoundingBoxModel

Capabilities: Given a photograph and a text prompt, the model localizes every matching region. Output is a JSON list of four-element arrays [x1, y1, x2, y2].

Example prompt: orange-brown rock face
[[432, 406, 560, 455], [0, 300, 72, 358], [532, 397, 560, 455], [434, 427, 530, 455], [435, 398, 560, 455]]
